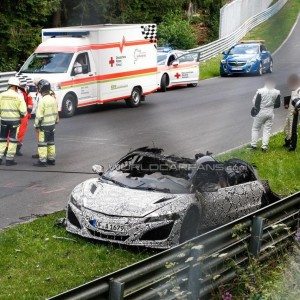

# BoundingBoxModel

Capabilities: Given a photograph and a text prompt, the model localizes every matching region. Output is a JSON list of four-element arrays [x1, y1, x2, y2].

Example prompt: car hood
[[79, 178, 179, 218], [226, 54, 257, 62]]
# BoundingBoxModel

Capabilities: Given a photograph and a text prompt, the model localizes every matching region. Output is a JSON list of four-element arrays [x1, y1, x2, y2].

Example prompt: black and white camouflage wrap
[[66, 154, 268, 249]]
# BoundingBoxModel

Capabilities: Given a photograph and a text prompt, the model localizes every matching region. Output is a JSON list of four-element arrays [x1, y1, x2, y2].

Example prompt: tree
[[0, 0, 61, 71], [158, 13, 197, 49]]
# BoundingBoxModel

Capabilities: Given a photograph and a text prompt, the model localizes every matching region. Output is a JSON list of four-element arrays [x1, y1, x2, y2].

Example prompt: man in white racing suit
[[250, 79, 281, 151]]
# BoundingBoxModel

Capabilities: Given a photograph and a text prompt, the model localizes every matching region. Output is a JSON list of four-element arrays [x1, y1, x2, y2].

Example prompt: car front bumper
[[221, 60, 260, 75], [66, 203, 183, 249]]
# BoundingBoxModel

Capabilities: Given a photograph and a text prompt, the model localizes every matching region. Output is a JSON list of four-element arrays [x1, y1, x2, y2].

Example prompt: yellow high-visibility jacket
[[0, 89, 27, 123], [35, 94, 59, 128]]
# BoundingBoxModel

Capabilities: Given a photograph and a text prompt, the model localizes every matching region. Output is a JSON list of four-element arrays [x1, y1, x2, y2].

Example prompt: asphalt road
[[1, 18, 300, 229]]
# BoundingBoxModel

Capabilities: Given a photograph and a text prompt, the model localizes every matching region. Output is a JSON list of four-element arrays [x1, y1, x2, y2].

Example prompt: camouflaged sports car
[[66, 147, 278, 249]]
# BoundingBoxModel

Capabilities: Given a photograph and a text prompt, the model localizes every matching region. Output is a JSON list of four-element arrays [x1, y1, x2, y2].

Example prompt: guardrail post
[[187, 245, 203, 300], [109, 279, 124, 300], [249, 216, 264, 256]]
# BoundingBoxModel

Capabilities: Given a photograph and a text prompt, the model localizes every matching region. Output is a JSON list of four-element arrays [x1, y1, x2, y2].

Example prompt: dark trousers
[[0, 122, 19, 160], [290, 111, 299, 150]]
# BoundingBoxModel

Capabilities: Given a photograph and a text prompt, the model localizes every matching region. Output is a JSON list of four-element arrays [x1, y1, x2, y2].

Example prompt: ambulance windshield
[[20, 53, 74, 74]]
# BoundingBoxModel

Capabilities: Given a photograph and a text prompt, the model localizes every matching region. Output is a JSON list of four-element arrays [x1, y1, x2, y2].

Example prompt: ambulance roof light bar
[[43, 31, 90, 38]]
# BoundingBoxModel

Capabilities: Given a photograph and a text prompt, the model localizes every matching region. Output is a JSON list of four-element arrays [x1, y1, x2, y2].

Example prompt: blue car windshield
[[229, 44, 259, 55]]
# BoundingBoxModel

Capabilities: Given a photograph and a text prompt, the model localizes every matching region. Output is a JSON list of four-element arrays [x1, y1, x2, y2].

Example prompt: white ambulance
[[17, 24, 158, 117]]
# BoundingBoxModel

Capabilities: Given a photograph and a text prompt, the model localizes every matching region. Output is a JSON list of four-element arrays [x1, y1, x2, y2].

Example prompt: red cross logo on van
[[175, 72, 181, 79], [109, 57, 115, 67]]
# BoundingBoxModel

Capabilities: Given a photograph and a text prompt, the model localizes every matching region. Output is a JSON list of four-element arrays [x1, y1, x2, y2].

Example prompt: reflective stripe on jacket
[[35, 94, 59, 127], [0, 89, 27, 122]]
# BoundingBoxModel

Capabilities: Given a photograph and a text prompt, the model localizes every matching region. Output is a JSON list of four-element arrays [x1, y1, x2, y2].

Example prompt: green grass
[[200, 0, 300, 80], [218, 130, 300, 196], [0, 212, 150, 299], [200, 54, 222, 80]]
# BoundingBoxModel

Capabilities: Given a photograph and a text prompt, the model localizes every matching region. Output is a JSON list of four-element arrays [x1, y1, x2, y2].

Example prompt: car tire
[[179, 206, 200, 244], [220, 72, 228, 77], [257, 62, 263, 76], [61, 93, 77, 118], [160, 74, 168, 92], [267, 60, 273, 73], [125, 87, 142, 108], [187, 83, 198, 87]]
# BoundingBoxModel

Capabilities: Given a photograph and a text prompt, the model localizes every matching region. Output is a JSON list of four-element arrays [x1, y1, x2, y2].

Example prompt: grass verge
[[0, 131, 299, 299], [0, 212, 150, 299], [218, 129, 300, 196], [200, 0, 300, 80]]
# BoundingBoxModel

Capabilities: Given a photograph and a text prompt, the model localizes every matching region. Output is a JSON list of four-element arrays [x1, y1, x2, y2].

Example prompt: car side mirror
[[172, 60, 179, 67], [222, 51, 227, 55], [92, 165, 104, 175]]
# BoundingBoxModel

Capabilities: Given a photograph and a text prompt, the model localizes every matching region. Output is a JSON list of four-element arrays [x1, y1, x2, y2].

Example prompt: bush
[[158, 13, 197, 50]]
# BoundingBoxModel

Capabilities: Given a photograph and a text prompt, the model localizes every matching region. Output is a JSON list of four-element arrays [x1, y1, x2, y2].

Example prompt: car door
[[198, 181, 263, 228], [71, 51, 97, 106], [169, 52, 200, 85]]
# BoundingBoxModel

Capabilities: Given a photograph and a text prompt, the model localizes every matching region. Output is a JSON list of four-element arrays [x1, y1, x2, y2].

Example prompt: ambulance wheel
[[62, 94, 76, 118], [126, 87, 142, 108], [160, 74, 168, 92]]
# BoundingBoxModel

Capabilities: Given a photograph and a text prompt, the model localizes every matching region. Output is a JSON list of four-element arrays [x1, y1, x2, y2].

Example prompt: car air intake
[[87, 229, 129, 242], [140, 222, 174, 241], [67, 206, 82, 229]]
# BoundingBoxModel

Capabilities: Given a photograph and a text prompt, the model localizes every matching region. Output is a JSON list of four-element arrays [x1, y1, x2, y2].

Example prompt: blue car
[[220, 41, 273, 76]]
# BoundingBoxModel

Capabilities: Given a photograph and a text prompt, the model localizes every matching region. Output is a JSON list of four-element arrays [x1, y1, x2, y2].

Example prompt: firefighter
[[249, 78, 281, 152], [16, 84, 34, 156], [283, 74, 300, 148], [0, 77, 27, 165], [33, 79, 59, 167]]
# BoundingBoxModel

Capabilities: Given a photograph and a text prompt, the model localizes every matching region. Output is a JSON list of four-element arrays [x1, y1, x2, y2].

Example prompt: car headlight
[[70, 194, 82, 210], [51, 83, 61, 91], [248, 57, 258, 64], [145, 212, 180, 223]]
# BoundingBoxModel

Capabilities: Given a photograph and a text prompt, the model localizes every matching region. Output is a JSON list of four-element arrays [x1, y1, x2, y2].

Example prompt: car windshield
[[228, 44, 259, 55], [157, 53, 168, 65], [20, 53, 74, 73], [102, 152, 192, 194]]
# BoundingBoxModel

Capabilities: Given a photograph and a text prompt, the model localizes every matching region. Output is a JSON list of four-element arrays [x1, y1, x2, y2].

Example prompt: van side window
[[73, 52, 90, 75]]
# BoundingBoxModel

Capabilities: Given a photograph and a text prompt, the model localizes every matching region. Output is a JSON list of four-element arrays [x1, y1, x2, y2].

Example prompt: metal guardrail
[[49, 192, 300, 300], [0, 71, 17, 92], [190, 0, 288, 61]]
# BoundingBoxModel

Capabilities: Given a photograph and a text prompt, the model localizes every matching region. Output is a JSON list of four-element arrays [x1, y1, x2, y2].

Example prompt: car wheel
[[187, 83, 198, 87], [267, 60, 273, 73], [160, 74, 168, 92], [125, 87, 142, 108], [220, 72, 228, 77], [61, 93, 77, 118], [257, 62, 263, 76], [179, 206, 200, 244]]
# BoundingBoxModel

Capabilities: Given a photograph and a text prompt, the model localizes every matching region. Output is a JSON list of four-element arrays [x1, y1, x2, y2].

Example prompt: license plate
[[231, 66, 243, 71], [89, 219, 126, 233]]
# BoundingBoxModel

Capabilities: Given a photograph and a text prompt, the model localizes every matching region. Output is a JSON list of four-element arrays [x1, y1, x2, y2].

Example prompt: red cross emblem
[[109, 57, 115, 67], [175, 72, 181, 79]]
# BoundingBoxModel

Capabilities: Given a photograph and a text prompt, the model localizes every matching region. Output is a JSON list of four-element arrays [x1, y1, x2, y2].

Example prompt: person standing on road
[[283, 74, 300, 151], [249, 78, 281, 152], [16, 84, 33, 156], [0, 77, 27, 165], [33, 79, 59, 167]]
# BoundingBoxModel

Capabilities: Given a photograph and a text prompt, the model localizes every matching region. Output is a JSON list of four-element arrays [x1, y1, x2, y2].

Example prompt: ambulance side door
[[170, 52, 200, 84], [71, 51, 97, 105]]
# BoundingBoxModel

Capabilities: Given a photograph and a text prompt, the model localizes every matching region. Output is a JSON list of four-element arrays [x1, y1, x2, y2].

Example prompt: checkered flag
[[16, 74, 35, 87], [141, 24, 157, 43]]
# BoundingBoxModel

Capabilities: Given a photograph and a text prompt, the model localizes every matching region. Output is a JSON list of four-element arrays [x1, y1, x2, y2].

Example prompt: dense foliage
[[0, 0, 224, 71]]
